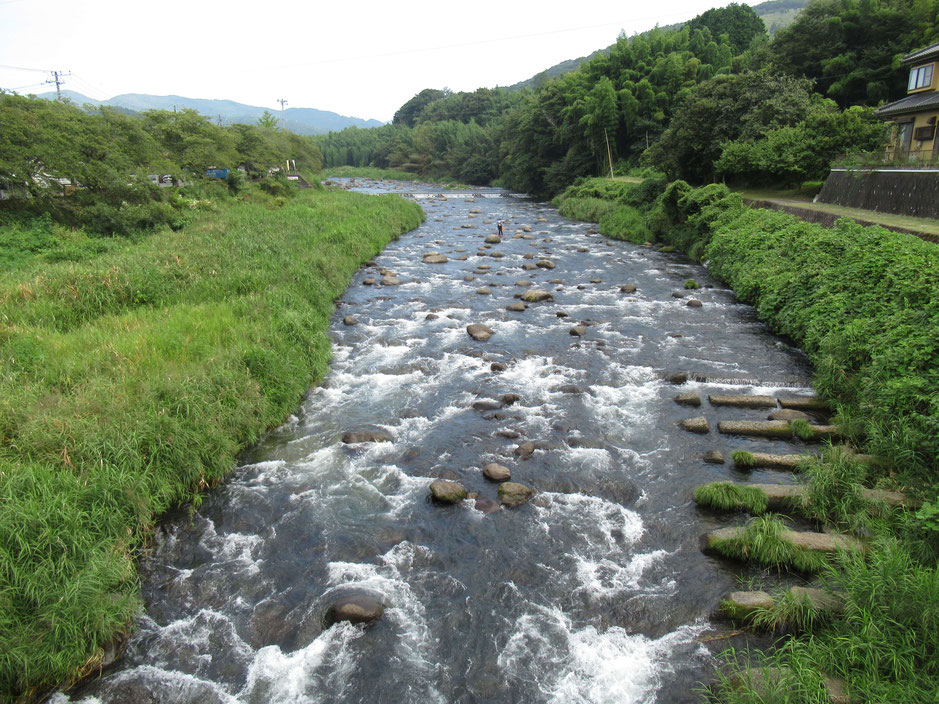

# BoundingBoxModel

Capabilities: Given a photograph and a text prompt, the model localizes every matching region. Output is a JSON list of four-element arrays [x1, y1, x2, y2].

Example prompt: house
[[875, 41, 939, 160]]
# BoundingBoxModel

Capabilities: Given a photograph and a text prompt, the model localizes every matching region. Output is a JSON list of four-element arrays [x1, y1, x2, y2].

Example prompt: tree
[[257, 110, 279, 129], [392, 88, 449, 127], [688, 2, 768, 53], [642, 71, 818, 182]]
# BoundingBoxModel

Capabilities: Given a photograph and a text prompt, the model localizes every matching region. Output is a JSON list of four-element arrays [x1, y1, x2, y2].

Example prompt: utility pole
[[277, 98, 288, 119], [604, 128, 615, 179], [217, 114, 223, 126], [45, 70, 71, 100]]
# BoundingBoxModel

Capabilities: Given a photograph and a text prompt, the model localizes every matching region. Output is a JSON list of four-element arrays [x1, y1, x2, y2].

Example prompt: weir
[[64, 179, 820, 704]]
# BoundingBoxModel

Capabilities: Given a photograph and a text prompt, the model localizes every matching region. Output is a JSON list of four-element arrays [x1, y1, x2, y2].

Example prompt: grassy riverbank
[[0, 186, 424, 701], [555, 177, 939, 702]]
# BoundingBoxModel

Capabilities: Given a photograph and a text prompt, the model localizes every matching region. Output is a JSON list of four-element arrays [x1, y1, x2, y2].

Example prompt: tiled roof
[[875, 91, 939, 118], [903, 41, 939, 66]]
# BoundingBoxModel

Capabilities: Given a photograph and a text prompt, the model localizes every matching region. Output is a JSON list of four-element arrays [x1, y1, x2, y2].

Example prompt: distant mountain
[[508, 0, 808, 91], [35, 91, 384, 135]]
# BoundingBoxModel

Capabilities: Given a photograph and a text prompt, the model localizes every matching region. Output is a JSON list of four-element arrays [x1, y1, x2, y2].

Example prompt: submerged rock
[[325, 596, 385, 627], [620, 284, 637, 293], [474, 495, 502, 514], [342, 430, 393, 444]]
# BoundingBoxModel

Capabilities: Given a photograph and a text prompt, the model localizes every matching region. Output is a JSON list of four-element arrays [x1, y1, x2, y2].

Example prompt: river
[[60, 179, 816, 703]]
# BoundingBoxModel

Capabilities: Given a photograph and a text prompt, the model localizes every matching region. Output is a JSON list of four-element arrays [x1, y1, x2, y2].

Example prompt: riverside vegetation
[[554, 175, 939, 702], [0, 95, 424, 701]]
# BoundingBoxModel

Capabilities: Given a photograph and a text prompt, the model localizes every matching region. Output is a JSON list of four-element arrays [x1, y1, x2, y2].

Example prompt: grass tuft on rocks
[[732, 450, 758, 467], [694, 482, 769, 514], [709, 516, 830, 573]]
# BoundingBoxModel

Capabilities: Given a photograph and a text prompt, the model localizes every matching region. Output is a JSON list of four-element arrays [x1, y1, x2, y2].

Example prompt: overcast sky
[[0, 0, 757, 123]]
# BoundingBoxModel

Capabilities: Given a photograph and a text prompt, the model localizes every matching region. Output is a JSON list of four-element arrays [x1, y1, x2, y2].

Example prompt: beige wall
[[885, 109, 939, 160]]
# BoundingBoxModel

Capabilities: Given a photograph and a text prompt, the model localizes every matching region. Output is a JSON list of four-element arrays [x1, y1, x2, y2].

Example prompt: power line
[[0, 62, 49, 73]]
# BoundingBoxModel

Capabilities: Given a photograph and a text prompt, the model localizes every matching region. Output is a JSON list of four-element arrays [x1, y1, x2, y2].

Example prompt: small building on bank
[[875, 41, 939, 161]]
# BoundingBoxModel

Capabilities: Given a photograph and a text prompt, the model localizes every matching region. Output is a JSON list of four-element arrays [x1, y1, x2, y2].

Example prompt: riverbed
[[61, 180, 817, 703]]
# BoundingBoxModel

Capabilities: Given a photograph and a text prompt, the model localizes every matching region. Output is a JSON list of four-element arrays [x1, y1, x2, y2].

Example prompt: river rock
[[569, 325, 587, 337], [522, 262, 538, 270], [523, 253, 534, 260], [381, 275, 402, 286], [686, 299, 702, 308], [342, 315, 358, 326], [430, 479, 468, 504], [507, 302, 527, 312], [769, 409, 811, 421], [483, 463, 511, 482], [703, 450, 725, 464], [498, 482, 534, 507], [476, 288, 492, 295], [674, 392, 702, 407], [342, 430, 393, 444], [474, 495, 501, 514], [679, 416, 710, 434], [467, 324, 494, 341], [463, 275, 475, 282], [721, 590, 775, 620], [521, 289, 554, 303], [425, 313, 439, 321], [478, 264, 491, 270], [536, 259, 556, 269], [777, 395, 829, 411], [671, 291, 684, 299], [325, 595, 385, 627], [514, 441, 536, 459], [473, 400, 502, 412], [500, 393, 521, 406], [515, 280, 532, 287], [559, 384, 583, 394], [620, 284, 637, 293], [718, 420, 793, 438], [363, 278, 376, 286], [423, 253, 448, 264], [490, 362, 507, 372], [484, 234, 501, 244], [709, 394, 777, 409], [666, 371, 688, 384], [521, 225, 532, 232]]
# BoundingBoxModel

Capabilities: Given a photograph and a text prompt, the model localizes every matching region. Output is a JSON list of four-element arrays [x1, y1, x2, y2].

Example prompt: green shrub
[[685, 279, 699, 289], [732, 450, 757, 467], [599, 205, 650, 243]]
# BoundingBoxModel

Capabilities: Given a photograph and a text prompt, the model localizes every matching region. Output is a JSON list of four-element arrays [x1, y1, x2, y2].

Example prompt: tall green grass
[[0, 188, 424, 700]]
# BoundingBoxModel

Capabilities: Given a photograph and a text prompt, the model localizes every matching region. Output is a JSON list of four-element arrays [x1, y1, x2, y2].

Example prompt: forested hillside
[[316, 0, 939, 196]]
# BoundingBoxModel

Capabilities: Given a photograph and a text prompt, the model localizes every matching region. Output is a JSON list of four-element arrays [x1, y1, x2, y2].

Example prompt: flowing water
[[61, 180, 818, 704]]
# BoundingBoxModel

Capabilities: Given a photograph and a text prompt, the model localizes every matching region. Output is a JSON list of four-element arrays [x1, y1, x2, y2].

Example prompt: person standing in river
[[497, 220, 504, 238]]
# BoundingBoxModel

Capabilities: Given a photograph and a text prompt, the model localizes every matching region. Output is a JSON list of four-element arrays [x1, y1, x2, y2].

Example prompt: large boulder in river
[[484, 234, 501, 244], [467, 324, 494, 341], [381, 275, 402, 286], [423, 253, 448, 264], [342, 429, 393, 444], [498, 482, 534, 507], [430, 479, 468, 504], [325, 595, 385, 627], [521, 289, 554, 303]]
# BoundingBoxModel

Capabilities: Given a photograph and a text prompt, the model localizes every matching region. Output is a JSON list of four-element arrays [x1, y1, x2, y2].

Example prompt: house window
[[908, 64, 934, 91]]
